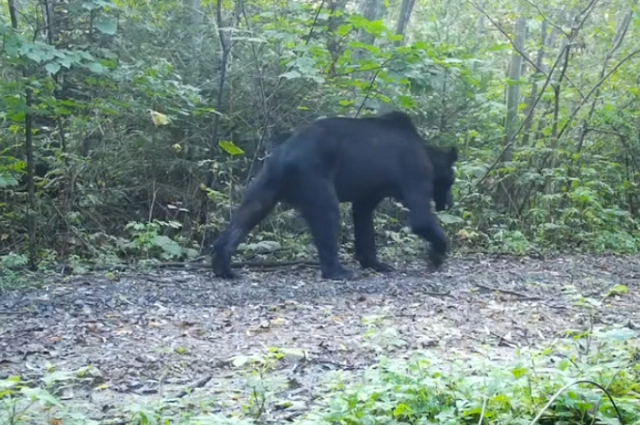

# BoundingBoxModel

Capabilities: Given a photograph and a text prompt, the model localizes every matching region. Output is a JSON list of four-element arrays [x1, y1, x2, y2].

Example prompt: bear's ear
[[448, 146, 459, 163]]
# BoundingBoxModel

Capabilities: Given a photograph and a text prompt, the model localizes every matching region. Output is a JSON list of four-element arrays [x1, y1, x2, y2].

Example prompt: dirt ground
[[1, 254, 639, 423]]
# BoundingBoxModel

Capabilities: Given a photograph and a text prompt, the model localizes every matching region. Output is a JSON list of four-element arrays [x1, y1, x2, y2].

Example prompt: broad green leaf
[[59, 57, 73, 68], [83, 0, 118, 10], [219, 140, 245, 156], [606, 284, 628, 297], [394, 403, 414, 417], [94, 17, 118, 35], [336, 23, 353, 37], [0, 376, 20, 390], [280, 70, 301, 80], [87, 62, 106, 74], [26, 50, 44, 63], [232, 355, 250, 368], [151, 235, 183, 257], [595, 327, 637, 341], [398, 95, 416, 108], [45, 62, 61, 75], [437, 212, 464, 224], [557, 358, 571, 371], [21, 387, 64, 407], [41, 370, 77, 386], [511, 366, 528, 379], [0, 174, 19, 188]]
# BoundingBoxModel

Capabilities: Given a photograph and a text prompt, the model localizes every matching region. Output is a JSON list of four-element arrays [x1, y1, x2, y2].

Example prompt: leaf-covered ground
[[1, 254, 639, 423]]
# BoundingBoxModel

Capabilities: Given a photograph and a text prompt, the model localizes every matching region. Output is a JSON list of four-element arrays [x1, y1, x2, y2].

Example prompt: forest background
[[1, 0, 639, 274]]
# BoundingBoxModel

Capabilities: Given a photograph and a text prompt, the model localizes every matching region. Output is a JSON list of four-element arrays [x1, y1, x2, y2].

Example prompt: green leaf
[[82, 0, 118, 10], [151, 235, 183, 258], [0, 376, 21, 391], [595, 327, 637, 341], [336, 23, 353, 37], [59, 57, 73, 68], [238, 240, 281, 253], [26, 50, 44, 63], [576, 401, 593, 412], [87, 62, 106, 74], [82, 1, 100, 10], [0, 174, 19, 188], [398, 95, 416, 108], [510, 366, 528, 379], [232, 355, 250, 368], [605, 284, 628, 297], [45, 62, 61, 75], [557, 358, 571, 371], [393, 402, 413, 417], [280, 70, 301, 80], [437, 212, 464, 224], [94, 17, 118, 35], [41, 370, 77, 386], [21, 387, 64, 407], [219, 140, 245, 156]]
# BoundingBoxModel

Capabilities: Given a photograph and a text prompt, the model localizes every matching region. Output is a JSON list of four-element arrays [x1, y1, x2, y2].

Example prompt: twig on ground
[[233, 260, 320, 269], [539, 302, 571, 310], [312, 358, 364, 370], [395, 290, 452, 301], [87, 259, 321, 272], [174, 375, 213, 399], [424, 290, 453, 297], [475, 283, 542, 301], [455, 249, 545, 260], [490, 331, 518, 348]]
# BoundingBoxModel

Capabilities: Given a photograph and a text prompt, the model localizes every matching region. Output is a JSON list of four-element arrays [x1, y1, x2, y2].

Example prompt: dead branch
[[174, 375, 213, 399], [475, 283, 542, 301]]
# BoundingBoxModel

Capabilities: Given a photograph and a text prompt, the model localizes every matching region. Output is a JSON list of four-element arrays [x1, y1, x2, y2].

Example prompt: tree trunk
[[188, 0, 204, 84], [200, 0, 235, 228], [521, 21, 551, 147], [394, 0, 416, 45], [501, 15, 527, 207], [8, 0, 37, 269], [504, 16, 527, 162], [357, 0, 384, 50], [326, 0, 349, 76]]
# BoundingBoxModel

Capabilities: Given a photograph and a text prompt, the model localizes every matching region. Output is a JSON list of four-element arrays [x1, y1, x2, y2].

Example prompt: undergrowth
[[2, 198, 638, 292], [3, 0, 640, 282], [1, 325, 638, 425]]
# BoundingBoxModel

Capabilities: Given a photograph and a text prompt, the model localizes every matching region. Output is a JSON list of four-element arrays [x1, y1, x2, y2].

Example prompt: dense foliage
[[1, 0, 640, 271]]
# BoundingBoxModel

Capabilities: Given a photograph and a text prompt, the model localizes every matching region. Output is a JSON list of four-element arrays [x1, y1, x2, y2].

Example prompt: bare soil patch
[[1, 254, 639, 422]]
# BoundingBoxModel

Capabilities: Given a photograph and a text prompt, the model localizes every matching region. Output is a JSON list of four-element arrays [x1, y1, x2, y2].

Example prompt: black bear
[[210, 111, 459, 280]]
